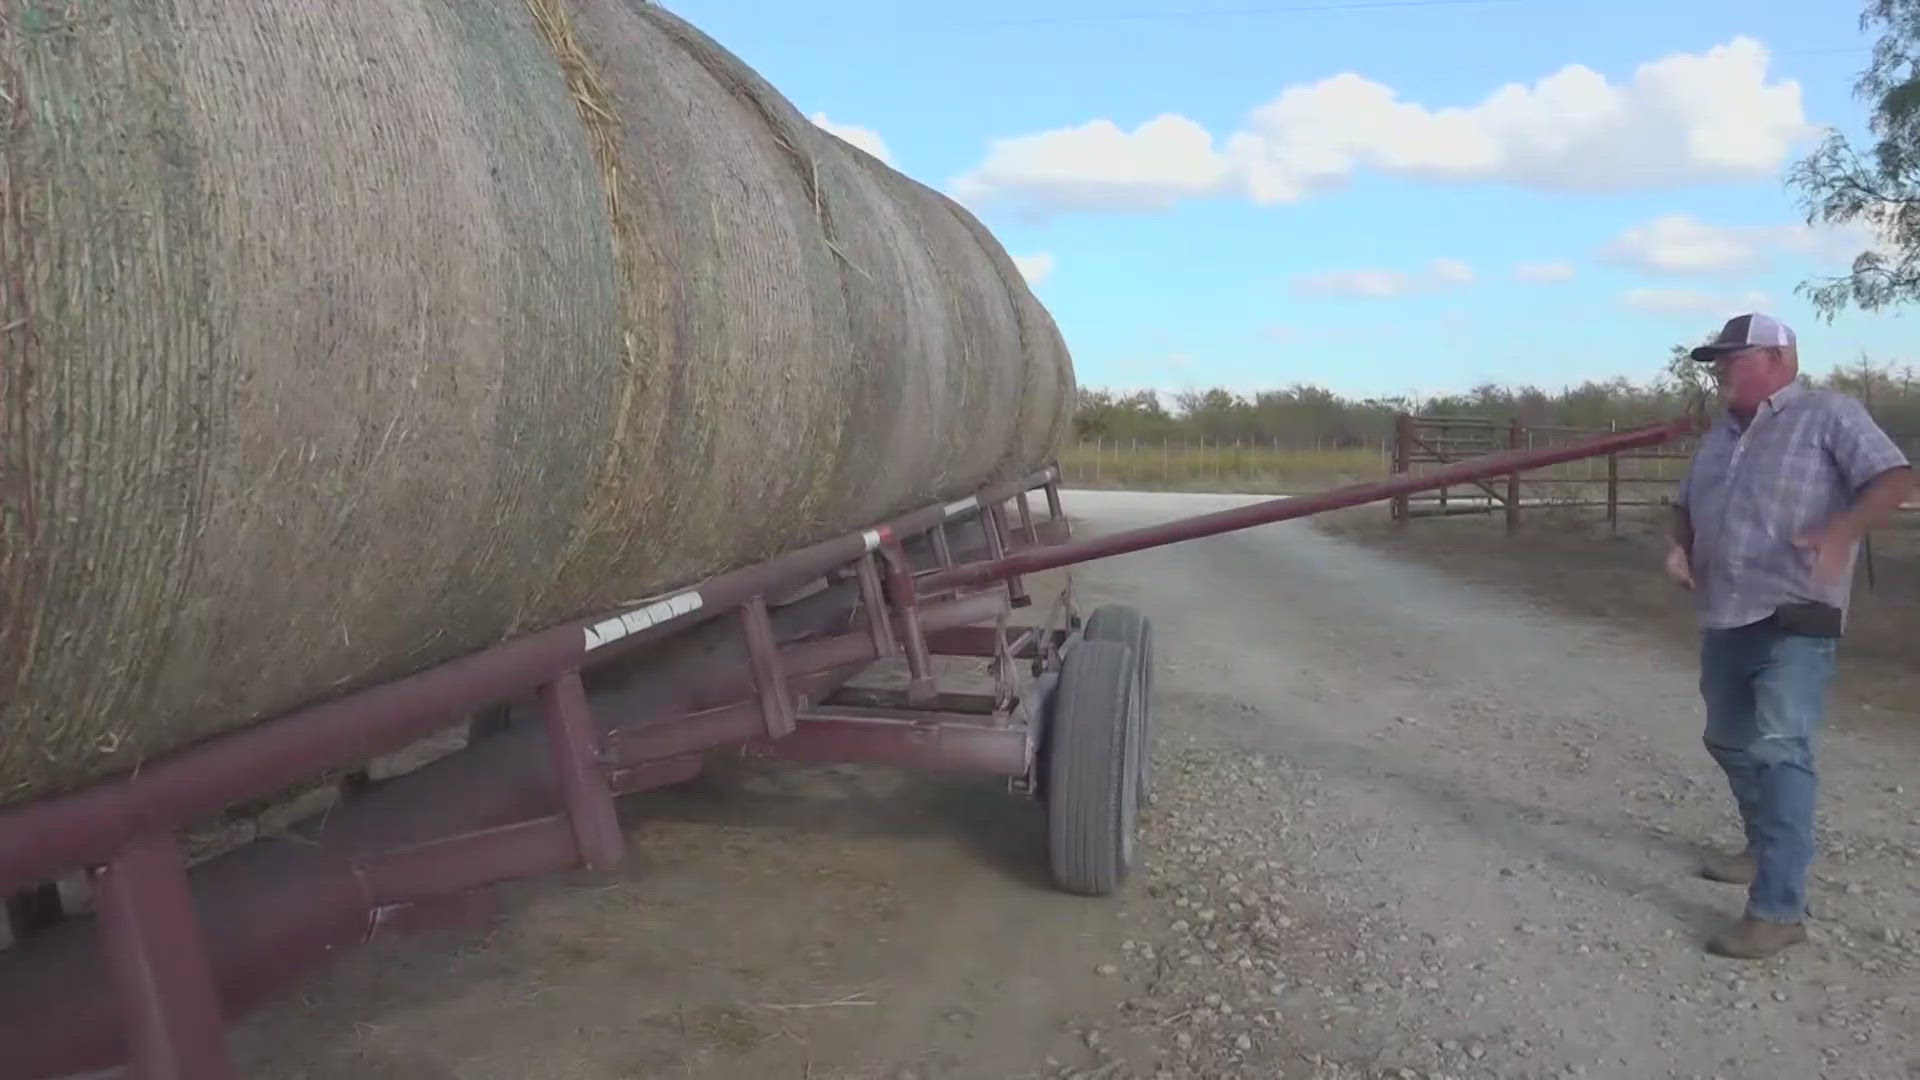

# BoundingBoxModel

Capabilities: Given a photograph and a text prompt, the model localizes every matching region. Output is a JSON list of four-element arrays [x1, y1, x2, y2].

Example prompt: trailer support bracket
[[95, 834, 238, 1080], [879, 538, 937, 705], [984, 502, 1031, 608], [742, 595, 798, 738], [855, 552, 898, 661], [540, 672, 624, 871]]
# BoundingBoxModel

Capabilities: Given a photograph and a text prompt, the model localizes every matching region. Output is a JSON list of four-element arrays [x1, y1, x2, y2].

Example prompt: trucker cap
[[1689, 313, 1797, 361]]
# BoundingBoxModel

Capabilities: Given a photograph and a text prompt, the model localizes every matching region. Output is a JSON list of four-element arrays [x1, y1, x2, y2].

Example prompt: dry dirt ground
[[1309, 498, 1920, 728], [225, 491, 1918, 1080]]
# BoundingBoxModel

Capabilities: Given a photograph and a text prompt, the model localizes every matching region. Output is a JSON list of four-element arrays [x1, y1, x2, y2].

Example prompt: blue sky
[[655, 0, 1908, 402]]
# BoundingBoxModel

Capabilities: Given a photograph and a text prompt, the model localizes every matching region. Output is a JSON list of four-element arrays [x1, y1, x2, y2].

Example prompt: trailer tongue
[[0, 414, 1699, 1080], [920, 414, 1700, 593]]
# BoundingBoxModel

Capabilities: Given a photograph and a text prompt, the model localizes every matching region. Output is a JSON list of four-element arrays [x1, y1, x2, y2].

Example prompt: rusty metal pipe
[[918, 418, 1696, 593], [356, 816, 579, 906], [742, 715, 1030, 775]]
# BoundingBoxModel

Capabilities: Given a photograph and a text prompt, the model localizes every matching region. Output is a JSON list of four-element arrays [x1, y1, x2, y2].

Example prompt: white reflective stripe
[[862, 529, 881, 552], [583, 591, 704, 650], [944, 496, 978, 518]]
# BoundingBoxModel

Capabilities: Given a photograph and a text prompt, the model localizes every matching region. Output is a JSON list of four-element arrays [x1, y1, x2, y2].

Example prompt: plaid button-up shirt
[[1678, 379, 1910, 630]]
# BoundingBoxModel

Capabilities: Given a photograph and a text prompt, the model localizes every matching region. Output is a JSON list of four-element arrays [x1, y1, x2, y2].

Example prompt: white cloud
[[1513, 260, 1577, 283], [950, 115, 1230, 213], [1601, 214, 1769, 274], [1291, 258, 1474, 299], [1601, 214, 1894, 275], [1011, 252, 1056, 286], [951, 37, 1813, 215], [809, 112, 894, 166], [1620, 287, 1772, 317]]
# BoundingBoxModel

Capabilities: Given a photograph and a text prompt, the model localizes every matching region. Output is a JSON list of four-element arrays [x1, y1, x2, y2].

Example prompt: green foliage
[[1787, 0, 1920, 318], [1072, 355, 1920, 445]]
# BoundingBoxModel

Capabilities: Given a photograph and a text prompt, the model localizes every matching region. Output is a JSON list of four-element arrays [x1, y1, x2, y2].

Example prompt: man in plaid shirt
[[1669, 313, 1913, 959]]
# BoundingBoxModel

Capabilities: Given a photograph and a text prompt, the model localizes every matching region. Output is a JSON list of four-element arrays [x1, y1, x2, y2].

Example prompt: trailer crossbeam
[[741, 712, 1034, 776]]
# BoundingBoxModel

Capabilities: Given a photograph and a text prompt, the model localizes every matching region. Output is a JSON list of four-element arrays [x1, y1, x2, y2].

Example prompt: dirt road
[[233, 490, 1918, 1080]]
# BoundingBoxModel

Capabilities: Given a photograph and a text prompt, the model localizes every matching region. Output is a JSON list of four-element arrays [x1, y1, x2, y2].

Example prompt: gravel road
[[233, 490, 1918, 1080], [1054, 490, 1917, 1080]]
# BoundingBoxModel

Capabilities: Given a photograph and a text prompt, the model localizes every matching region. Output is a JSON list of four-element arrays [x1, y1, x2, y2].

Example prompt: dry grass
[[1060, 442, 1388, 493]]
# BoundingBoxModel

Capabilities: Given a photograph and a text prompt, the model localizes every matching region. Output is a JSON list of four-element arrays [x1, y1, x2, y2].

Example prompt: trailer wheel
[[1044, 639, 1141, 897], [1082, 605, 1154, 804]]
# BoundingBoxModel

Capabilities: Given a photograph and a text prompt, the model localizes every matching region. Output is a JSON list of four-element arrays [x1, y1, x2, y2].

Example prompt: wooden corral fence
[[1390, 413, 1920, 538], [1389, 414, 1695, 533]]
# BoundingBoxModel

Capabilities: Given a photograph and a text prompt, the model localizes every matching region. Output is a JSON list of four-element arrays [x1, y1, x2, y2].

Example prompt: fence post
[[1605, 420, 1619, 534], [1506, 418, 1523, 535], [1607, 450, 1619, 534], [1391, 414, 1411, 524]]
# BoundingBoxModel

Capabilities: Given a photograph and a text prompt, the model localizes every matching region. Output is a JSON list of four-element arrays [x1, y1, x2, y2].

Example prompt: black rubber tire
[[1044, 638, 1141, 897], [1083, 605, 1154, 804]]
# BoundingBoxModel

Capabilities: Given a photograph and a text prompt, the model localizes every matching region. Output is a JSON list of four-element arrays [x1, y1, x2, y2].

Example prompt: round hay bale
[[0, 0, 1073, 806]]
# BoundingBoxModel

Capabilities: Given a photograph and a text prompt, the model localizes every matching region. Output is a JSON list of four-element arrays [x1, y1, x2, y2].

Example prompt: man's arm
[[1666, 507, 1695, 589], [1665, 452, 1697, 589], [1798, 397, 1914, 587], [1822, 394, 1912, 540], [1820, 465, 1914, 544]]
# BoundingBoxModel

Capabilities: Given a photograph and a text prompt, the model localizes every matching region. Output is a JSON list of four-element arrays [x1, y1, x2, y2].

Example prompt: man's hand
[[1794, 525, 1855, 592], [1665, 543, 1694, 590]]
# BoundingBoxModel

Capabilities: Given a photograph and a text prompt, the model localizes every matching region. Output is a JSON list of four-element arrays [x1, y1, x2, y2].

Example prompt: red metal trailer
[[0, 414, 1697, 1079]]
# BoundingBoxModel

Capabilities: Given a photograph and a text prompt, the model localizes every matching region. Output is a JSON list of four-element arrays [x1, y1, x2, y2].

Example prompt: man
[[1667, 312, 1912, 959]]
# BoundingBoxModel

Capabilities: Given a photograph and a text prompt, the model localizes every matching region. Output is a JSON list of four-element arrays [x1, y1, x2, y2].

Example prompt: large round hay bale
[[0, 0, 1074, 807]]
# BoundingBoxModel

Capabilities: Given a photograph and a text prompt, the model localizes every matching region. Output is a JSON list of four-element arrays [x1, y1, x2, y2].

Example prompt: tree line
[[1071, 353, 1920, 448]]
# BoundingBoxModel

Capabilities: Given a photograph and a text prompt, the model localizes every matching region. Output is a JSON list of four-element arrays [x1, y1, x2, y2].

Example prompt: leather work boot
[[1707, 915, 1807, 959], [1698, 849, 1756, 885]]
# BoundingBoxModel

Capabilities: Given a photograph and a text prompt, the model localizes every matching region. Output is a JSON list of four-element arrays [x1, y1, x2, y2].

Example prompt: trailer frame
[[0, 413, 1698, 1079]]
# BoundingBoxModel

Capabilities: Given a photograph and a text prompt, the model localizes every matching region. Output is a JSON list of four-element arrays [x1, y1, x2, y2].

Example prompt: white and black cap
[[1689, 313, 1797, 361]]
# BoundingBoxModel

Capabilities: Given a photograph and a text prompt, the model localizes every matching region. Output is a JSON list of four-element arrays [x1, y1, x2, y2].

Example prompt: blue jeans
[[1699, 620, 1837, 924]]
